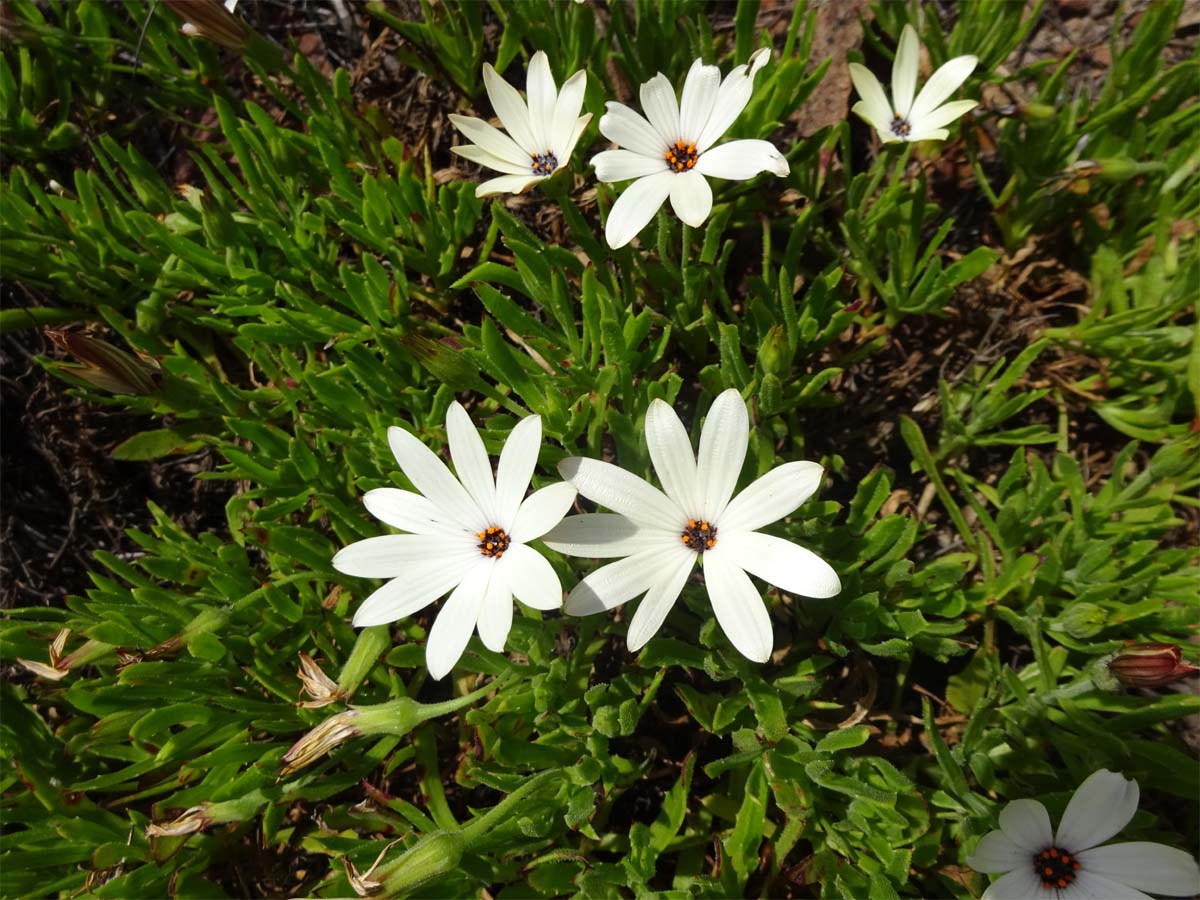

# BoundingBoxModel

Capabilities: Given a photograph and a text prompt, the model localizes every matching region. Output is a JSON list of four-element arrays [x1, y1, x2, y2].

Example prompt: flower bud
[[1109, 643, 1198, 688], [163, 0, 248, 49], [756, 325, 790, 378], [46, 329, 160, 395], [1058, 602, 1107, 639]]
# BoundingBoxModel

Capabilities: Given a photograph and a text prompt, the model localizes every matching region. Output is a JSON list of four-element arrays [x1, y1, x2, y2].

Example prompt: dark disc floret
[[680, 519, 717, 553], [477, 526, 511, 559], [1032, 847, 1080, 891], [664, 139, 699, 172], [890, 114, 912, 137], [530, 149, 558, 175]]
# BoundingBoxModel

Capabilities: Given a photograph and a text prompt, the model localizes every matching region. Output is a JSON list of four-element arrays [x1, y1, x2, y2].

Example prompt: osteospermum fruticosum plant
[[849, 24, 978, 143], [4, 2, 1200, 899], [332, 403, 575, 678], [593, 47, 789, 248], [449, 51, 591, 197], [545, 389, 840, 662], [967, 769, 1200, 899]]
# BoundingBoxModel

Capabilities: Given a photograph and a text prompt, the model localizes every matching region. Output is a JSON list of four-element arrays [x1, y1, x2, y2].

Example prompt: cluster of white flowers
[[333, 391, 836, 678], [450, 28, 977, 249]]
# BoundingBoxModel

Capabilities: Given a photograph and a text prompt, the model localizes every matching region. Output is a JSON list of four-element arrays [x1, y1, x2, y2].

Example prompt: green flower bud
[[1058, 602, 1107, 639]]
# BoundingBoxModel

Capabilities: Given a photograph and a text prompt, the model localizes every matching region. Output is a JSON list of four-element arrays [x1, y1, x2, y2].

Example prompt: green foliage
[[1, 1, 1197, 898]]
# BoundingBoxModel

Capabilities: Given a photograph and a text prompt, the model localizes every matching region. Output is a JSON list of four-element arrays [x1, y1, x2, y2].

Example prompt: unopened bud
[[1058, 602, 1107, 639], [1109, 643, 1198, 688], [756, 325, 790, 378], [163, 0, 248, 49], [1018, 102, 1056, 122], [46, 329, 160, 395]]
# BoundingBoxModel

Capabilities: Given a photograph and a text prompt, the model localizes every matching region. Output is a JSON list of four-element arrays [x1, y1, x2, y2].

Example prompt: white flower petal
[[678, 59, 720, 142], [494, 414, 542, 529], [891, 24, 920, 119], [668, 168, 713, 227], [425, 559, 491, 679], [626, 543, 695, 651], [701, 546, 773, 663], [482, 62, 538, 154], [913, 98, 977, 133], [718, 531, 840, 599], [998, 798, 1054, 854], [593, 149, 670, 182], [599, 102, 666, 158], [718, 461, 824, 534], [388, 426, 486, 531], [640, 72, 681, 145], [562, 112, 592, 161], [558, 456, 683, 530], [848, 63, 894, 132], [551, 69, 587, 159], [967, 829, 1029, 874], [525, 50, 557, 150], [696, 47, 770, 152], [351, 556, 479, 627], [907, 54, 978, 126], [851, 101, 892, 141], [1059, 872, 1152, 900], [903, 128, 951, 143], [694, 139, 788, 181], [448, 114, 531, 168], [543, 513, 674, 558], [500, 542, 564, 610], [563, 547, 666, 615], [644, 398, 701, 515], [510, 481, 576, 544], [475, 562, 513, 653], [362, 488, 461, 535], [696, 389, 748, 521], [476, 174, 544, 197], [333, 533, 475, 579], [446, 401, 496, 523], [1055, 770, 1139, 853], [981, 867, 1047, 900], [451, 142, 532, 176], [604, 171, 675, 249], [1076, 843, 1200, 897]]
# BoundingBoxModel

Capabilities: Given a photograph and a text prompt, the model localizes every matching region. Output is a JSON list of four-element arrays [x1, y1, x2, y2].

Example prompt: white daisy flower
[[449, 51, 592, 198], [592, 48, 789, 249], [543, 389, 840, 662], [848, 24, 978, 144], [333, 403, 576, 679], [966, 769, 1200, 899]]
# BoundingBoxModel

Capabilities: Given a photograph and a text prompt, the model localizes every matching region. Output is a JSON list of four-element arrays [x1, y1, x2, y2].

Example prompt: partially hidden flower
[[332, 404, 576, 679], [966, 768, 1200, 899], [1108, 642, 1198, 688], [592, 48, 788, 249], [544, 389, 840, 662], [849, 24, 977, 144], [449, 51, 591, 197]]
